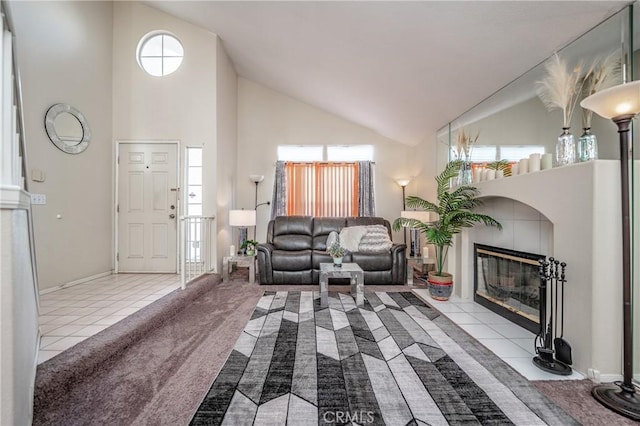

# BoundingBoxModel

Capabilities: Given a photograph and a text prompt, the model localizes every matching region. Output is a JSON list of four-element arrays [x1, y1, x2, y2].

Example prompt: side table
[[319, 263, 364, 308], [406, 256, 435, 286], [223, 255, 256, 284]]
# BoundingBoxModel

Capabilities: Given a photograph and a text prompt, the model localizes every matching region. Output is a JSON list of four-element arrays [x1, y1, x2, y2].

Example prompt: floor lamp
[[396, 179, 411, 245], [249, 174, 271, 241], [581, 79, 640, 420]]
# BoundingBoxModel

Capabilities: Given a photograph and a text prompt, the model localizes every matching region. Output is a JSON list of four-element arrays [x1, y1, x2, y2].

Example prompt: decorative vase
[[332, 256, 343, 267], [578, 128, 598, 162], [457, 161, 473, 186], [555, 128, 576, 166], [427, 271, 453, 301], [246, 249, 255, 257]]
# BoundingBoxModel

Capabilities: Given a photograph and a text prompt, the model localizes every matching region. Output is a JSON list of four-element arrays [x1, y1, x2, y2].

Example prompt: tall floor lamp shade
[[229, 209, 256, 255], [581, 79, 640, 420]]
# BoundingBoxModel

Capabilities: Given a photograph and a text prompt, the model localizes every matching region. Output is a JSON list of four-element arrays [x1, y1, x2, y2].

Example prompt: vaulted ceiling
[[147, 1, 630, 146]]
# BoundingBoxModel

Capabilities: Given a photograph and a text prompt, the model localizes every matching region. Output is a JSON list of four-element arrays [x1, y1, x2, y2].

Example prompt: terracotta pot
[[427, 271, 453, 301]]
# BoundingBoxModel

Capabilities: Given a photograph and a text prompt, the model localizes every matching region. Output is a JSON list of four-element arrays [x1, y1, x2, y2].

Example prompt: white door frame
[[114, 140, 181, 273]]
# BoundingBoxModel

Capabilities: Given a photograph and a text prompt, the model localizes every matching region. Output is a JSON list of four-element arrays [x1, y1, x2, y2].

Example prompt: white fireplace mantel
[[451, 160, 623, 380]]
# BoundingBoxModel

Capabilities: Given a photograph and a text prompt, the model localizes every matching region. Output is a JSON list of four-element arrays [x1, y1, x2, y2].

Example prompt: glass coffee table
[[319, 263, 364, 308]]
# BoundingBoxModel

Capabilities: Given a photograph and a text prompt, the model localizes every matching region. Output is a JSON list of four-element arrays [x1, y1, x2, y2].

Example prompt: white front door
[[117, 142, 178, 272]]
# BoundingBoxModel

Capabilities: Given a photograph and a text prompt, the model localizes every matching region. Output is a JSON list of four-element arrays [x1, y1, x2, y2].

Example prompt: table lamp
[[400, 210, 431, 257], [229, 209, 256, 255]]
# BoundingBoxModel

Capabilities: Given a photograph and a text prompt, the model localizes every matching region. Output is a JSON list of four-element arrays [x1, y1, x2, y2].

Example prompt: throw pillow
[[359, 225, 393, 253], [338, 226, 368, 252], [326, 231, 339, 251]]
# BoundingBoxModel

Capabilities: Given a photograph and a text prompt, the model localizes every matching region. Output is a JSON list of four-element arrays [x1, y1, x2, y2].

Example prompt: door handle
[[169, 214, 176, 219]]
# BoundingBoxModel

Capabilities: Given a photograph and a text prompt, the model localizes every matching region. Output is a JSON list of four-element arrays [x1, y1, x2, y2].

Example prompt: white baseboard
[[38, 270, 113, 295], [598, 373, 624, 383]]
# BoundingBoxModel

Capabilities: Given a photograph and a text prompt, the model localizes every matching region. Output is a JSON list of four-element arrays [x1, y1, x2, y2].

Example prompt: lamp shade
[[580, 80, 640, 120], [396, 178, 411, 187], [249, 174, 264, 183], [229, 209, 256, 227], [400, 210, 431, 224]]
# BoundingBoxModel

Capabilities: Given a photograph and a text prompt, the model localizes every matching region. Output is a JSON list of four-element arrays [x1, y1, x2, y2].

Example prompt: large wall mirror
[[436, 5, 631, 174], [633, 1, 640, 386], [435, 1, 639, 384], [44, 103, 91, 154]]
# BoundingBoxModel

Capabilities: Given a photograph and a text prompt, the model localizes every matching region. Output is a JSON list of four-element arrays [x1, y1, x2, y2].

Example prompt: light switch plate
[[31, 194, 46, 205], [31, 169, 45, 182]]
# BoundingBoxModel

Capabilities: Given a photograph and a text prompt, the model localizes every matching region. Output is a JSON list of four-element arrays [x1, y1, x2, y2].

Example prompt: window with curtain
[[285, 162, 359, 217]]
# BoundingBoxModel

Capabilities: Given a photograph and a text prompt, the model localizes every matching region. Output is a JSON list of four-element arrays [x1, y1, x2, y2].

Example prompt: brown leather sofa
[[257, 216, 406, 285]]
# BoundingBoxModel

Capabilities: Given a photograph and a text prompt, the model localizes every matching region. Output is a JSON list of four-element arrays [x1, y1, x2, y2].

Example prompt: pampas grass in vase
[[536, 53, 584, 166], [453, 127, 479, 185], [578, 51, 621, 162]]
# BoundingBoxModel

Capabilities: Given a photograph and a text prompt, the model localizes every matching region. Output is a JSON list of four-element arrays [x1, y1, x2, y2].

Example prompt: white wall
[[11, 0, 114, 291], [113, 2, 222, 270], [215, 38, 238, 272], [237, 78, 417, 244], [113, 3, 217, 145]]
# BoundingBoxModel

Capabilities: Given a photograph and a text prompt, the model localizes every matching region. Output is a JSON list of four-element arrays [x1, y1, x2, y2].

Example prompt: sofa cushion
[[352, 252, 393, 270], [312, 217, 347, 237], [346, 216, 388, 229], [273, 216, 313, 235], [339, 226, 368, 252], [272, 250, 312, 271], [359, 225, 393, 253], [273, 235, 313, 251], [312, 218, 346, 250]]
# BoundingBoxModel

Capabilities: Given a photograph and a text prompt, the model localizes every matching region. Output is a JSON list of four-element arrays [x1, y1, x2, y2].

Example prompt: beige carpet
[[32, 270, 636, 425]]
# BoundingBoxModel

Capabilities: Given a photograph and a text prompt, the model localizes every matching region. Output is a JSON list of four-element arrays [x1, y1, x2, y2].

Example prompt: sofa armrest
[[257, 243, 275, 284], [390, 243, 407, 284]]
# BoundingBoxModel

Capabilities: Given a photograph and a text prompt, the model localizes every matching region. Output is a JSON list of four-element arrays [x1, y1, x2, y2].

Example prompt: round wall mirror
[[44, 103, 91, 154]]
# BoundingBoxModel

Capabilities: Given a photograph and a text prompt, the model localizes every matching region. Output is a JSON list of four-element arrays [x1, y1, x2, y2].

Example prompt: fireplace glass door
[[474, 244, 544, 333]]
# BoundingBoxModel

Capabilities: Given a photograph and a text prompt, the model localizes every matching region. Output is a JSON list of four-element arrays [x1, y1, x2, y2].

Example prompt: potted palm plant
[[393, 160, 502, 300]]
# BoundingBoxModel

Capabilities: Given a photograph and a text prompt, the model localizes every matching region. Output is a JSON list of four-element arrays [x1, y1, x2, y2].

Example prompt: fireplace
[[474, 244, 544, 333]]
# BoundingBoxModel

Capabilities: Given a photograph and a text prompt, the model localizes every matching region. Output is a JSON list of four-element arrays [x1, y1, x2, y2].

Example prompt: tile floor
[[37, 273, 181, 364], [413, 289, 584, 381]]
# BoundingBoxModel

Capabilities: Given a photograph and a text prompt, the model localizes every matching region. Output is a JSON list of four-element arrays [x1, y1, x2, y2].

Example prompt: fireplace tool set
[[533, 257, 573, 375]]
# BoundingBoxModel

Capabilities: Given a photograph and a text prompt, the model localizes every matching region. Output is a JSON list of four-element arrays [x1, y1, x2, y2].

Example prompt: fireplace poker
[[533, 257, 572, 375], [554, 262, 573, 365]]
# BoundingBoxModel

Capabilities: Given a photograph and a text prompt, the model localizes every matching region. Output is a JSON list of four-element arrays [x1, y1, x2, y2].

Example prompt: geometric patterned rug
[[190, 291, 577, 425]]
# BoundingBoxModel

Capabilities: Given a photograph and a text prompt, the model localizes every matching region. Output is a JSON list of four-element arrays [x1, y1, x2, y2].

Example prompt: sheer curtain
[[315, 162, 358, 217], [275, 161, 375, 218], [285, 162, 358, 217], [357, 160, 375, 216]]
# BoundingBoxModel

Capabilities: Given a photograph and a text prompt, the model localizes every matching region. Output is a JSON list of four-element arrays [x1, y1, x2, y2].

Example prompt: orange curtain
[[285, 162, 358, 217]]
